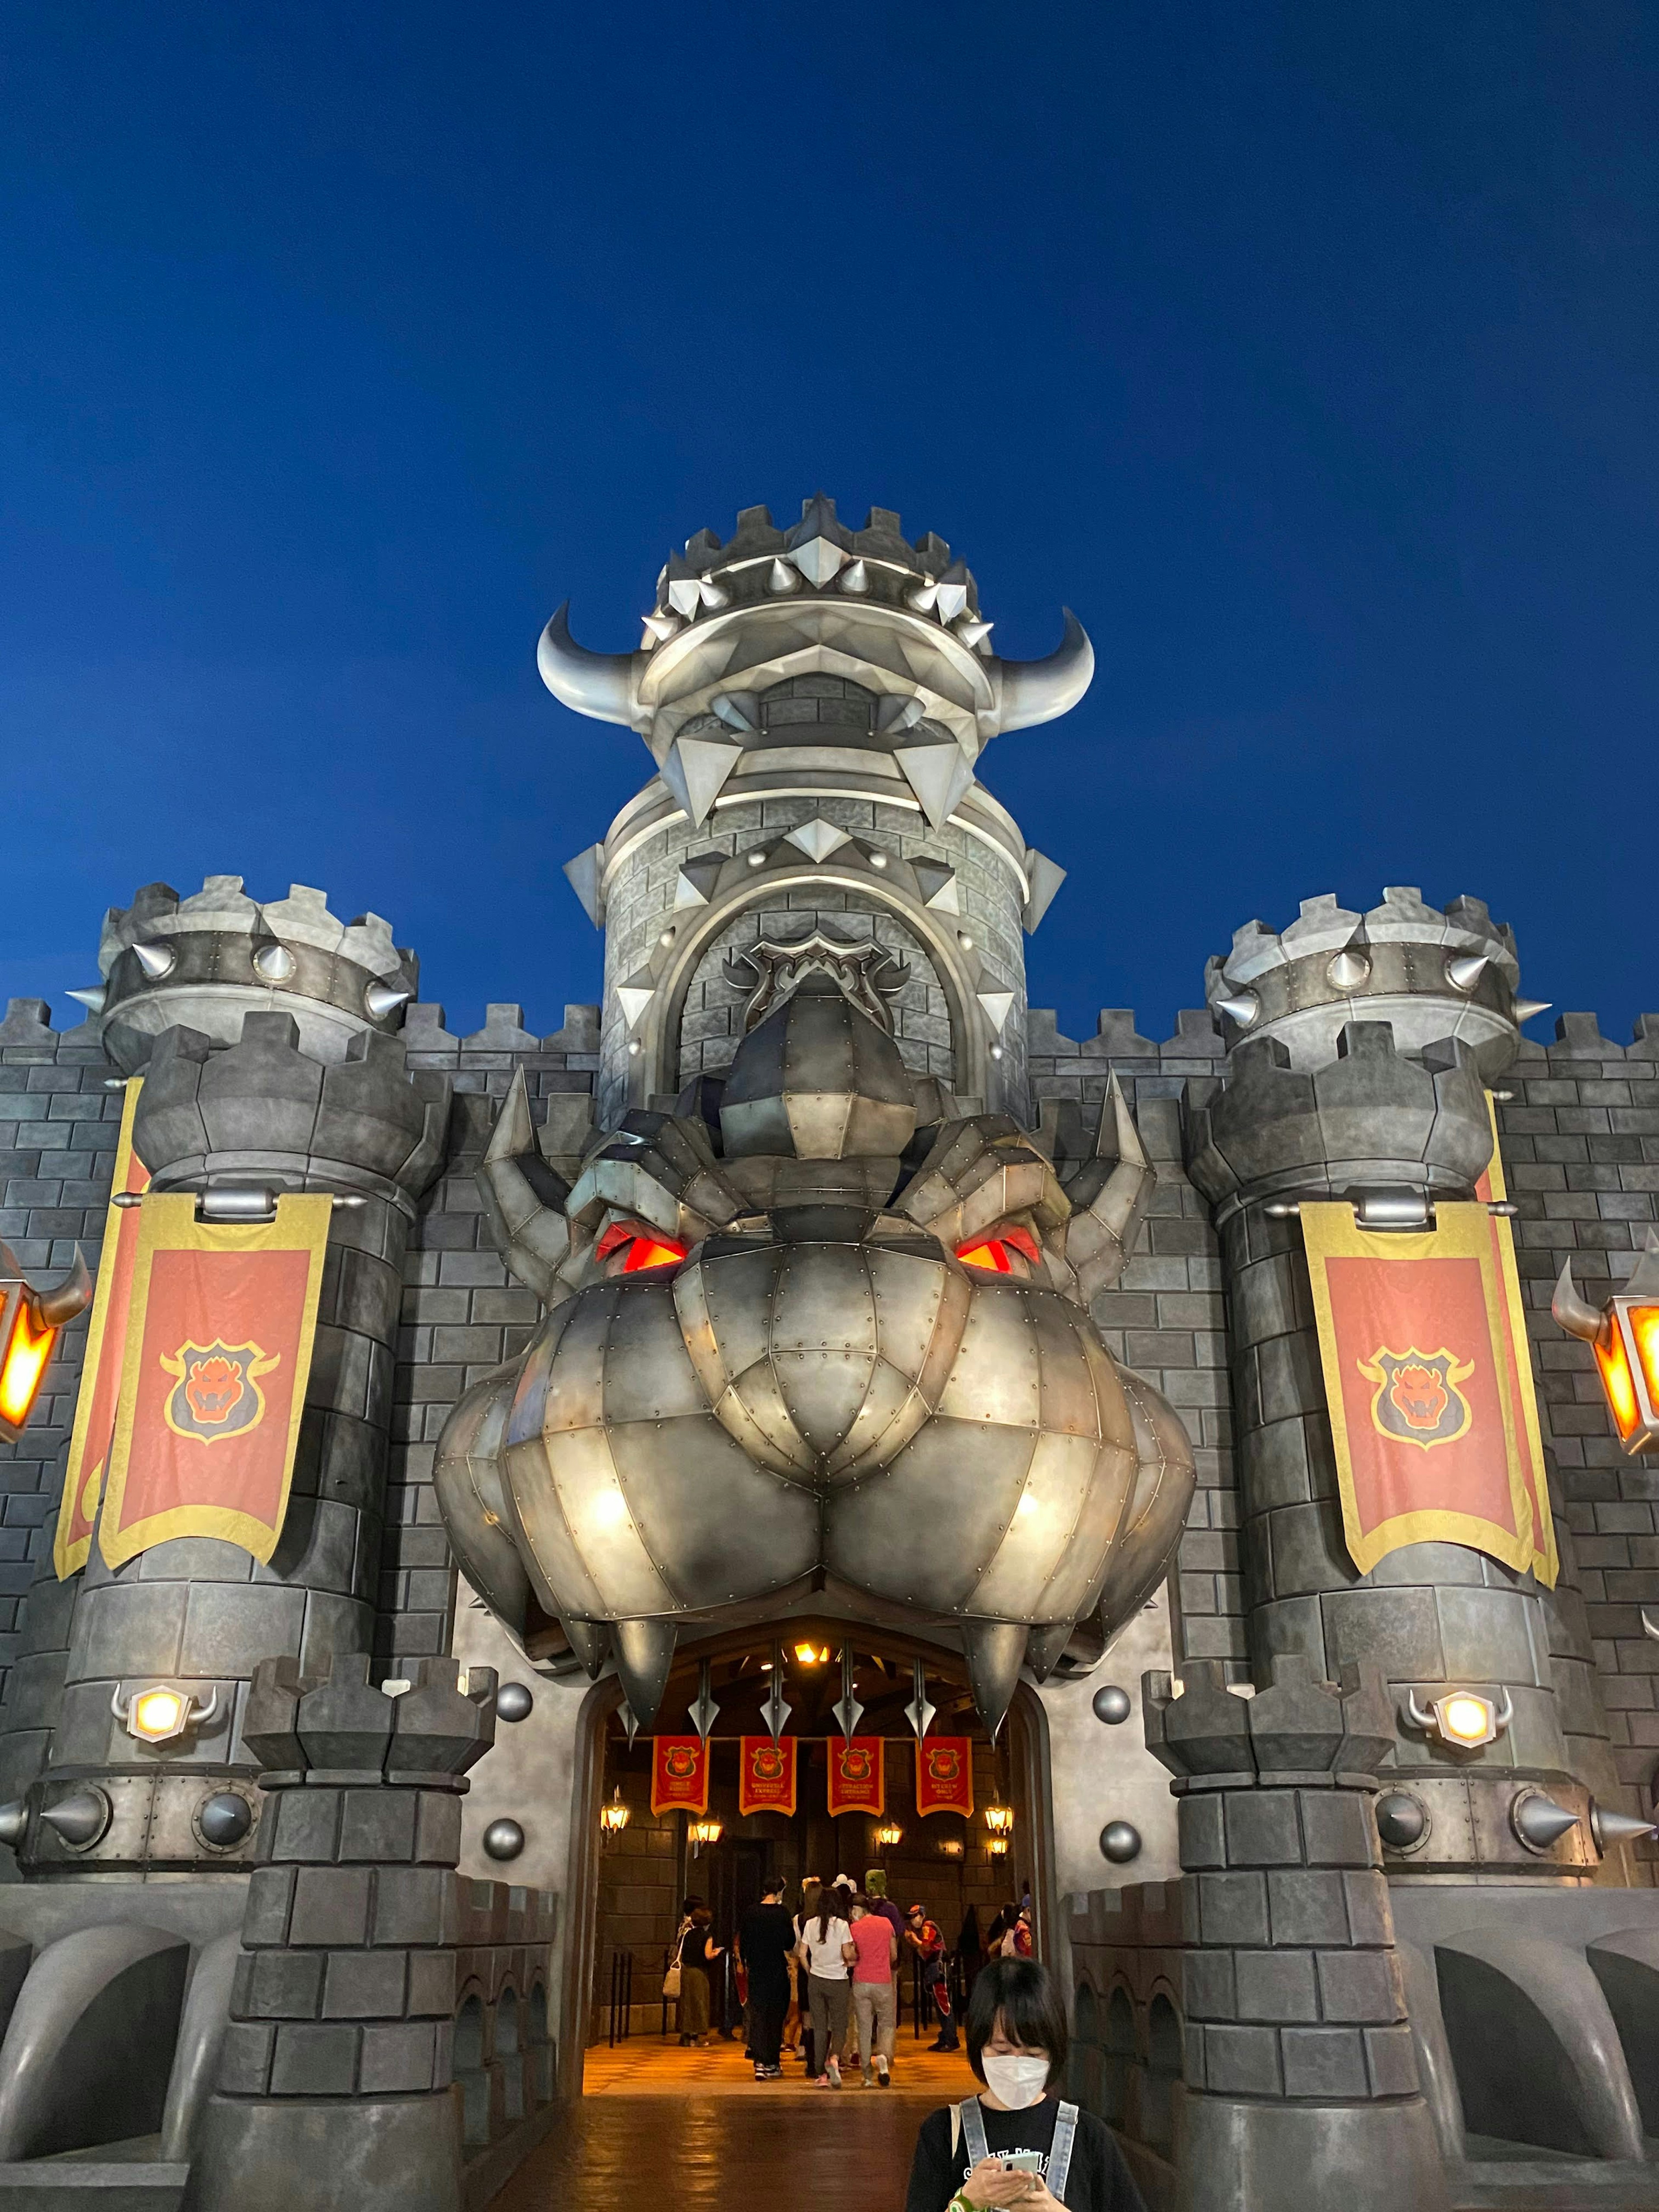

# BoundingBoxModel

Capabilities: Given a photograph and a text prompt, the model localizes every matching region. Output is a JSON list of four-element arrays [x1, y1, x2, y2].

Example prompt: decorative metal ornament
[[1510, 1791, 1580, 1853], [688, 1660, 721, 1744], [1100, 1821, 1142, 1864], [1092, 1684, 1133, 1726], [112, 1681, 217, 1749], [1403, 1686, 1512, 1751], [41, 1788, 111, 1848], [196, 1792, 254, 1848], [1375, 1792, 1429, 1850], [495, 1681, 535, 1723], [904, 1662, 938, 1743], [760, 1645, 791, 1746], [1555, 1236, 1659, 1454], [483, 1818, 526, 1862], [252, 942, 296, 983], [830, 1647, 864, 1743]]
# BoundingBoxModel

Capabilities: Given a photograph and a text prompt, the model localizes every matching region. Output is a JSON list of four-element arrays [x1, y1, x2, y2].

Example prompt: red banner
[[101, 1192, 331, 1568], [1301, 1200, 1538, 1580], [738, 1736, 798, 1817], [55, 1079, 150, 1577], [826, 1736, 886, 1818], [1476, 1098, 1558, 1586], [915, 1737, 975, 1818], [651, 1736, 709, 1817]]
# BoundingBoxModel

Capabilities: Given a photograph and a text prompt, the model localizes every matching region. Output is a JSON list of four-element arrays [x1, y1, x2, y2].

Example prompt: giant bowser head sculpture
[[434, 499, 1196, 1737]]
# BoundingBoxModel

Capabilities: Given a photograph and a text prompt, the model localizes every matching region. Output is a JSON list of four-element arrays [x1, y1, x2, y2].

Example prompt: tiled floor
[[490, 2036, 976, 2208], [583, 2027, 976, 2101]]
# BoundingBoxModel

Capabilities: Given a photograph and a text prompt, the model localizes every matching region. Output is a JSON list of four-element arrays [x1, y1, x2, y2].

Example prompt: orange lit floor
[[582, 2024, 976, 2100]]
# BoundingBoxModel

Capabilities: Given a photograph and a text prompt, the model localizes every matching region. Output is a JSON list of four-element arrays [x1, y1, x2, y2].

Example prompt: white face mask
[[980, 2052, 1050, 2110]]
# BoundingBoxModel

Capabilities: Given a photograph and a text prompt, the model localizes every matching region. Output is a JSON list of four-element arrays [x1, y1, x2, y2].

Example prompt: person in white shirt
[[796, 1879, 855, 2087]]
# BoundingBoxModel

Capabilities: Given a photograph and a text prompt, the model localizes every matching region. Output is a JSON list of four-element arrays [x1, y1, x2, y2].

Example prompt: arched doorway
[[559, 1622, 1055, 2095]]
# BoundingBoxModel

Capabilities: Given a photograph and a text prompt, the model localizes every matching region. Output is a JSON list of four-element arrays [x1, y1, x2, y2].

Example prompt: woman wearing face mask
[[904, 1960, 1144, 2211]]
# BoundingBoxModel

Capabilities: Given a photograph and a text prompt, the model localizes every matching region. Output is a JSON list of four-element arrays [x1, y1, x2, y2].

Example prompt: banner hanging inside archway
[[826, 1737, 885, 1818], [738, 1736, 798, 1817], [650, 1736, 709, 1817], [915, 1737, 974, 1818]]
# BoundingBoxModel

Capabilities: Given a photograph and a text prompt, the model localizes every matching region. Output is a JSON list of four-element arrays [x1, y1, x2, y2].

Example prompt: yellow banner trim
[[1300, 1199, 1536, 1580], [100, 1192, 331, 1568], [1482, 1093, 1559, 1587]]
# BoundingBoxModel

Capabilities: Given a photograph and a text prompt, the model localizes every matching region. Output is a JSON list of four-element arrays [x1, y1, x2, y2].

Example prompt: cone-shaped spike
[[1512, 998, 1552, 1025], [1591, 1800, 1659, 1852], [838, 558, 869, 595], [1446, 953, 1490, 994], [0, 1801, 25, 1847], [1327, 945, 1372, 991], [561, 1616, 607, 1679], [761, 1643, 791, 1744], [1214, 991, 1259, 1028], [1025, 1622, 1073, 1684], [610, 1618, 677, 1731], [66, 986, 107, 1015], [688, 1659, 721, 1743], [40, 1789, 109, 1845], [1513, 1792, 1580, 1850], [365, 982, 411, 1020], [962, 1620, 1030, 1741], [478, 1068, 572, 1303], [618, 1701, 640, 1748], [1066, 1074, 1157, 1302], [830, 1646, 864, 1742], [131, 941, 176, 980], [1551, 1259, 1605, 1344], [767, 558, 799, 595], [903, 1661, 937, 1742]]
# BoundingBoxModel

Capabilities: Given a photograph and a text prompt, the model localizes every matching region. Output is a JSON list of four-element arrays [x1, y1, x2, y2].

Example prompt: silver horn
[[536, 601, 645, 728], [1551, 1259, 1605, 1344], [35, 1247, 93, 1328], [992, 608, 1095, 732], [477, 1068, 575, 1304], [1642, 1608, 1659, 1642], [1065, 1074, 1157, 1302], [1404, 1691, 1436, 1732]]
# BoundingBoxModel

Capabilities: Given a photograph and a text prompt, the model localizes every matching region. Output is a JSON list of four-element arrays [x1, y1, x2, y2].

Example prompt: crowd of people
[[667, 1876, 1038, 2089]]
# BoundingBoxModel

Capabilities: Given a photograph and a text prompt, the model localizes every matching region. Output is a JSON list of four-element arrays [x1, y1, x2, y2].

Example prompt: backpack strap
[[1047, 2101, 1080, 2204], [960, 2097, 991, 2168]]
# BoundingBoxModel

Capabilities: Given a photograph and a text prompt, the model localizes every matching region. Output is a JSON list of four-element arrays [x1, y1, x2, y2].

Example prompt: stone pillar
[[5, 1013, 448, 1875], [1188, 1002, 1600, 1878], [188, 1651, 496, 2212], [1145, 1654, 1450, 2212]]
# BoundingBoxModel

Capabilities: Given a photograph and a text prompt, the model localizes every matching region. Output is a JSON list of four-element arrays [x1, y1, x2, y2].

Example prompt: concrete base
[[184, 2094, 462, 2212], [0, 2155, 185, 2210], [460, 2100, 559, 2212], [1174, 2088, 1452, 2212]]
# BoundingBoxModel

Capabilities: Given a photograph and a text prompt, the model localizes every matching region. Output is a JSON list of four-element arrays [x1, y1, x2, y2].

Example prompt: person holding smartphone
[[904, 1959, 1145, 2210]]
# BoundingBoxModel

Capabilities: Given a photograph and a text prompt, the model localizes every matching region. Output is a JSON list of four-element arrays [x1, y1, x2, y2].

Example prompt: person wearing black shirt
[[736, 1876, 797, 2079], [906, 1959, 1144, 2212]]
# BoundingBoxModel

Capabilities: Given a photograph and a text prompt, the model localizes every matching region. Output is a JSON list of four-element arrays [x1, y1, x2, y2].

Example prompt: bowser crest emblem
[[1359, 1347, 1475, 1451], [159, 1341, 278, 1445]]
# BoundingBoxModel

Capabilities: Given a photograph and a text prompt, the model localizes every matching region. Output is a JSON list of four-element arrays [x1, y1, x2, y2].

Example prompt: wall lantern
[[1556, 1242, 1659, 1453], [0, 1244, 92, 1443], [874, 1820, 903, 1850], [938, 1837, 964, 1859], [599, 1786, 632, 1844], [984, 1802, 1015, 1838], [112, 1681, 217, 1749], [793, 1641, 832, 1666], [688, 1815, 723, 1855], [1403, 1687, 1512, 1751], [986, 1836, 1011, 1859]]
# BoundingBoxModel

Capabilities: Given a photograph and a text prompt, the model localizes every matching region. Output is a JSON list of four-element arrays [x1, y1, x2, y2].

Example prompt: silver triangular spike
[[619, 1701, 640, 1748], [830, 1647, 864, 1742], [760, 1643, 792, 1745], [1627, 1229, 1659, 1302], [903, 1660, 937, 1742], [688, 1659, 721, 1743], [66, 986, 108, 1015]]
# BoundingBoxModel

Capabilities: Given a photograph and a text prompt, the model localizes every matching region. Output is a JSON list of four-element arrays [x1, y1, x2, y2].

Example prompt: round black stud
[[197, 1792, 254, 1848], [1375, 1791, 1428, 1850]]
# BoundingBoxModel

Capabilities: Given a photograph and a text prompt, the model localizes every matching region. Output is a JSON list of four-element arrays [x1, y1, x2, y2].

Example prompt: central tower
[[539, 496, 1090, 1129]]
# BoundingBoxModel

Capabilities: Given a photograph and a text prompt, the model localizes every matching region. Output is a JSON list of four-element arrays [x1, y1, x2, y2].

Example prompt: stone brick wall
[[0, 1000, 120, 1723], [388, 1004, 599, 1678], [1026, 1006, 1243, 1675], [1498, 1014, 1659, 1841]]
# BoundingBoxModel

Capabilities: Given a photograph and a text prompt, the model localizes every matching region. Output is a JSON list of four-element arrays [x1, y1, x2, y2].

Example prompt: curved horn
[[1065, 1074, 1157, 1301], [1404, 1691, 1435, 1732], [992, 608, 1095, 733], [476, 1068, 575, 1303], [35, 1247, 93, 1328], [1552, 1258, 1605, 1344], [535, 601, 644, 728], [1494, 1686, 1514, 1733]]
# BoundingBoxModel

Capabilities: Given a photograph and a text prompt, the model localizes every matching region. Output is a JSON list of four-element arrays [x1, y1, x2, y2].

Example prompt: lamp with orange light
[[688, 1814, 723, 1855], [111, 1680, 218, 1749], [984, 1802, 1015, 1838], [1556, 1240, 1659, 1453], [1402, 1686, 1512, 1752], [0, 1243, 92, 1444], [599, 1786, 632, 1846], [792, 1640, 832, 1666], [873, 1819, 903, 1851]]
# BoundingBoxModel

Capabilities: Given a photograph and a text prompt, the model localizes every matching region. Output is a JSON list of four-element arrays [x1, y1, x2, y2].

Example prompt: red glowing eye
[[955, 1226, 1040, 1273], [595, 1222, 689, 1272]]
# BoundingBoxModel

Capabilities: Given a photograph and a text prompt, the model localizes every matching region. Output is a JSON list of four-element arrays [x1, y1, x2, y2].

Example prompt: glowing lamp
[[1403, 1685, 1512, 1751], [599, 1786, 631, 1842], [874, 1820, 903, 1850], [939, 1837, 965, 1859], [986, 1837, 1011, 1859], [0, 1245, 92, 1444], [1556, 1244, 1659, 1453], [688, 1815, 723, 1854], [984, 1802, 1015, 1837], [112, 1680, 217, 1748], [793, 1641, 830, 1666]]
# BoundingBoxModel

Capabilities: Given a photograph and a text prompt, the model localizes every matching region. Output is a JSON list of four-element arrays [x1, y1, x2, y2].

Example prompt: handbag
[[662, 1960, 682, 1999]]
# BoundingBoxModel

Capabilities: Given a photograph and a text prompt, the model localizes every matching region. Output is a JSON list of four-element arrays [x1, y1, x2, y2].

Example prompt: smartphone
[[1003, 2152, 1045, 2175]]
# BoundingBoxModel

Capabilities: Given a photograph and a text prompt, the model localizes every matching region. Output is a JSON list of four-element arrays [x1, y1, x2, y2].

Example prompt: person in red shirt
[[843, 1893, 899, 2087], [905, 1904, 959, 2051]]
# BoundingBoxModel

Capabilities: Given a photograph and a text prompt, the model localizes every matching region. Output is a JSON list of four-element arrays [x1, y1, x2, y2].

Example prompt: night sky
[[3, 6, 1656, 1047]]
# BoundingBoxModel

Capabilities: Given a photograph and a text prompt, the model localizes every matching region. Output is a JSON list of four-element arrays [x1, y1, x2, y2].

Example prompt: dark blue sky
[[3, 5, 1656, 1045]]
